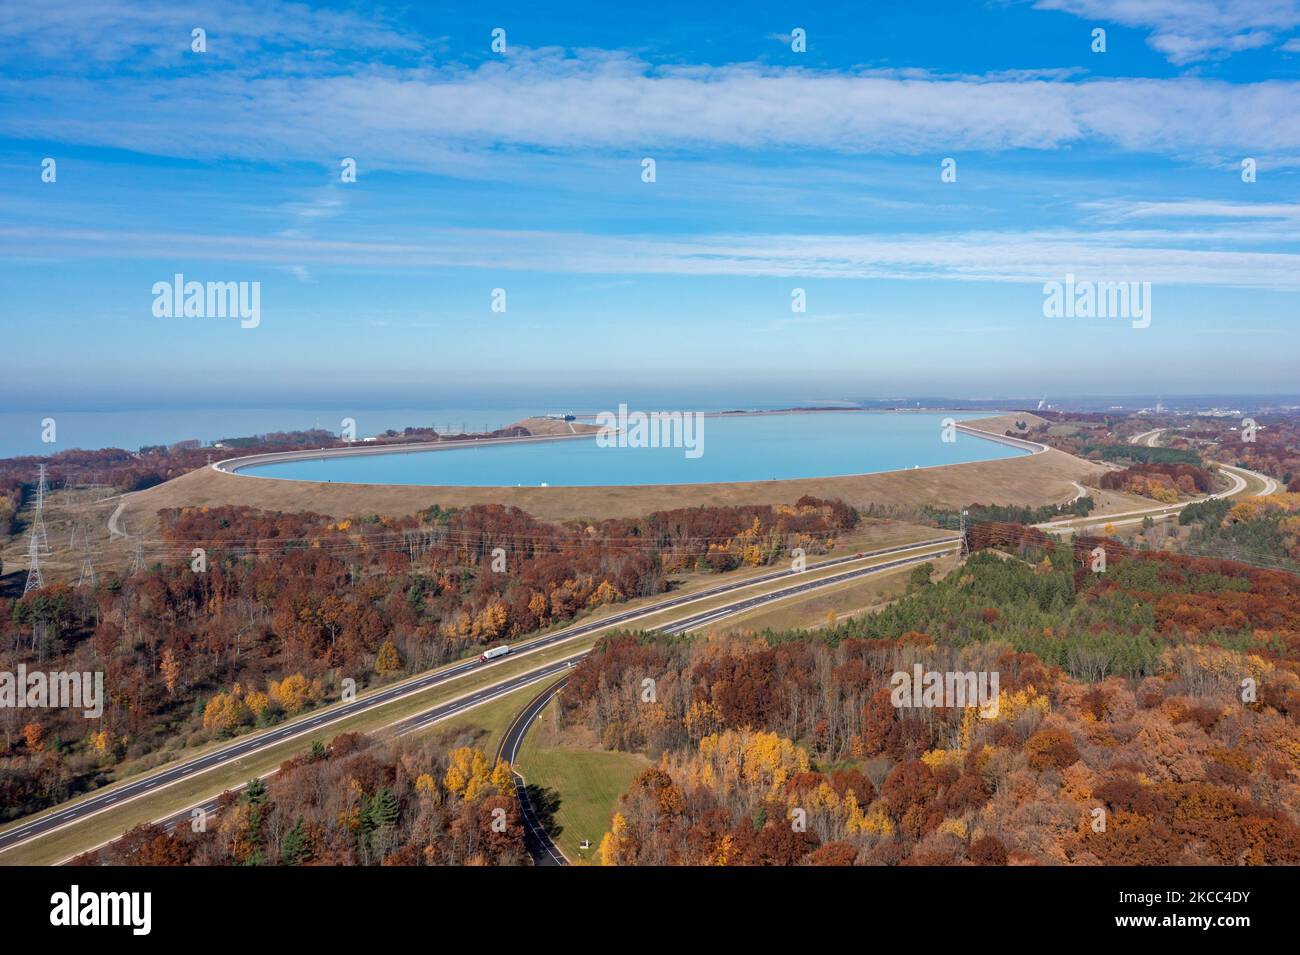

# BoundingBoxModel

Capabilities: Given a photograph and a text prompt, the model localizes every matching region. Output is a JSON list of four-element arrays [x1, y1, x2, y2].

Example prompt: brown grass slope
[[115, 413, 1104, 526]]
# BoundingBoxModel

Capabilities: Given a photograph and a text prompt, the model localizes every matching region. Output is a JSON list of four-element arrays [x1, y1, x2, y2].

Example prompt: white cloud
[[1083, 198, 1300, 222], [3, 53, 1298, 172], [7, 223, 1299, 291], [0, 0, 418, 66], [1032, 0, 1300, 64]]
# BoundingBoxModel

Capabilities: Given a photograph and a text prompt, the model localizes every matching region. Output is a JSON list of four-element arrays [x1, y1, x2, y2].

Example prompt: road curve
[[496, 678, 570, 866], [1129, 428, 1166, 448], [67, 544, 957, 864], [488, 545, 963, 867], [1, 534, 959, 861], [107, 493, 133, 539], [1033, 454, 1273, 537], [142, 540, 952, 866]]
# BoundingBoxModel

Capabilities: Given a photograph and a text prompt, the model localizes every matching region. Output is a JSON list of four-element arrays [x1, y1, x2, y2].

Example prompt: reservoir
[[233, 411, 1029, 487]]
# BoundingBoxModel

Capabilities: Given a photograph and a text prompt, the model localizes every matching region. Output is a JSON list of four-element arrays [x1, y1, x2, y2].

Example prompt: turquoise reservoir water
[[238, 412, 1026, 487]]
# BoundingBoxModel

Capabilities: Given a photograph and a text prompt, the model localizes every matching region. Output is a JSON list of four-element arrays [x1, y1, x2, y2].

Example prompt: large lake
[[236, 412, 1027, 487]]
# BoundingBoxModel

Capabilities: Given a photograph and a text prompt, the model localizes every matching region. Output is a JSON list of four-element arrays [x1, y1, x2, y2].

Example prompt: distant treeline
[[1179, 498, 1234, 526], [1081, 443, 1203, 467], [0, 424, 538, 499], [922, 497, 1095, 529]]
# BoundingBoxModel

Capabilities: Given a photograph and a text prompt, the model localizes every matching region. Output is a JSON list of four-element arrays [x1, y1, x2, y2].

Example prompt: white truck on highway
[[478, 644, 512, 664]]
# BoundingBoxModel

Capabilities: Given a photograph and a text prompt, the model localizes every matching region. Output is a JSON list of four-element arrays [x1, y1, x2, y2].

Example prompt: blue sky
[[2, 0, 1299, 410]]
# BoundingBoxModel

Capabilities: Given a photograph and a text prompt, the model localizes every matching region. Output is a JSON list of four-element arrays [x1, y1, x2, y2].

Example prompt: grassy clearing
[[414, 683, 646, 865], [516, 697, 649, 865], [403, 681, 540, 756], [715, 550, 961, 633], [2, 538, 952, 865]]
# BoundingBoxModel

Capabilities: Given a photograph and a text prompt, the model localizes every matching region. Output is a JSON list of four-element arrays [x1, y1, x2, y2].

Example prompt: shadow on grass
[[524, 783, 563, 839]]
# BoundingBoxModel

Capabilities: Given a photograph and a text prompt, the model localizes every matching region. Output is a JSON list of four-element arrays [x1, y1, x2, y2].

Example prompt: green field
[[413, 684, 647, 864], [516, 699, 649, 864]]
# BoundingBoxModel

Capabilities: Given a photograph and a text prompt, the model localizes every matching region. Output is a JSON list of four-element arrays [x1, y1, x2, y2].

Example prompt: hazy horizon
[[2, 0, 1298, 407]]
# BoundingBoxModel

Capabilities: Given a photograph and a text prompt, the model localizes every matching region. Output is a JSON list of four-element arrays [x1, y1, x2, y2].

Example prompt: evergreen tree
[[369, 787, 400, 830], [281, 817, 311, 865], [243, 777, 268, 806]]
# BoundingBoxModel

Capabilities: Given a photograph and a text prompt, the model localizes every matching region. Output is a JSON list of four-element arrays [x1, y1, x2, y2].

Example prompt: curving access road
[[496, 678, 571, 866], [0, 533, 960, 862]]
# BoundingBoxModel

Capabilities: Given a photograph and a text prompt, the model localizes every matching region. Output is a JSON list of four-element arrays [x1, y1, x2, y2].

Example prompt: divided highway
[[15, 420, 1276, 864], [0, 533, 960, 862], [1034, 433, 1275, 537]]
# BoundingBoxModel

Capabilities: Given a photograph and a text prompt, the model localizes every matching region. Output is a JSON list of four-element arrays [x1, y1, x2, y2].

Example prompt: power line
[[23, 529, 44, 594], [32, 463, 50, 554], [76, 546, 97, 589]]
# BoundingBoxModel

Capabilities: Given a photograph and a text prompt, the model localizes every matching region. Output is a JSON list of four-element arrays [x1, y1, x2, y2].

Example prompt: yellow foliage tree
[[375, 640, 402, 674], [444, 747, 496, 801], [160, 646, 181, 696], [695, 728, 810, 799], [203, 692, 250, 732], [528, 591, 548, 622], [490, 759, 515, 795], [473, 601, 508, 641], [243, 690, 269, 716], [598, 830, 619, 866], [414, 772, 439, 801], [269, 673, 319, 714], [684, 700, 723, 741], [588, 579, 623, 607]]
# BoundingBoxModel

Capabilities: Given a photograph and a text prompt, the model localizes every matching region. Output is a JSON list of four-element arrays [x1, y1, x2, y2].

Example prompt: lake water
[[239, 412, 1025, 487]]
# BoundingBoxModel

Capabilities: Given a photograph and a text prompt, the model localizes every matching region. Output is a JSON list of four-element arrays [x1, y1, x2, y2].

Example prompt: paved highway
[[23, 417, 1276, 862], [1, 533, 960, 861], [1033, 451, 1273, 537], [74, 543, 956, 864], [1129, 428, 1166, 448], [489, 544, 964, 866], [496, 679, 571, 866]]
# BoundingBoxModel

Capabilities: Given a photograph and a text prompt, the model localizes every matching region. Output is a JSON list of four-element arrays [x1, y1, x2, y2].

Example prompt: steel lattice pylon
[[23, 529, 44, 594]]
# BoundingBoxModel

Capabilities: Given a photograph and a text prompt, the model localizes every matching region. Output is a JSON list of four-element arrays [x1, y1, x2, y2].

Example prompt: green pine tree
[[243, 777, 268, 806], [281, 817, 312, 866], [369, 787, 400, 830]]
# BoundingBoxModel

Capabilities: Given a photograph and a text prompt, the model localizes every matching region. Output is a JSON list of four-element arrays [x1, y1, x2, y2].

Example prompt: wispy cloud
[[5, 52, 1300, 173], [1083, 198, 1300, 223], [7, 224, 1300, 290], [1032, 0, 1300, 64], [0, 0, 419, 68]]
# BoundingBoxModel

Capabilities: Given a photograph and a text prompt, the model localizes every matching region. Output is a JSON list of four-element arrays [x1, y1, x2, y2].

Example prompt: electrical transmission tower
[[32, 463, 50, 554], [130, 541, 146, 574], [76, 543, 97, 589], [23, 529, 44, 594]]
